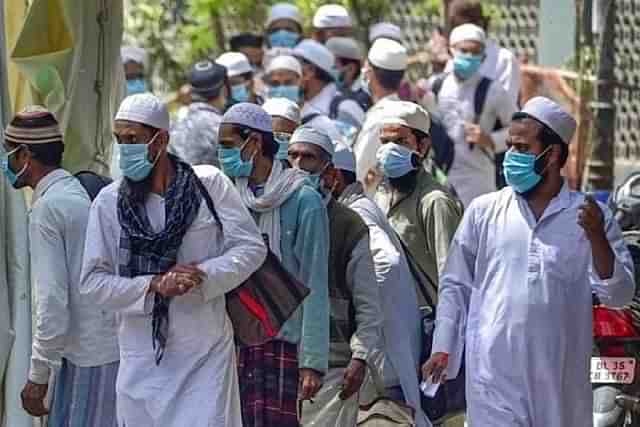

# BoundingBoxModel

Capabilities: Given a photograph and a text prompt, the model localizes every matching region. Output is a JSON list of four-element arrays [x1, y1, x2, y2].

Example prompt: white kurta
[[80, 165, 267, 427], [432, 184, 635, 427], [346, 193, 429, 427]]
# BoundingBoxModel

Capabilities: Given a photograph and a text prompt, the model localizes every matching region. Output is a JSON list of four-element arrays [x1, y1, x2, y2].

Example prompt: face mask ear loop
[[534, 145, 553, 175]]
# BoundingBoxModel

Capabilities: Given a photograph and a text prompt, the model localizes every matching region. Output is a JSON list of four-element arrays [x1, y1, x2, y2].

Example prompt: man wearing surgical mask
[[423, 97, 635, 427], [374, 101, 462, 309], [217, 104, 330, 427], [80, 93, 266, 427], [435, 23, 516, 207], [122, 46, 150, 96], [3, 108, 119, 426], [216, 52, 263, 107], [265, 3, 303, 49], [264, 55, 303, 105], [262, 97, 301, 162]]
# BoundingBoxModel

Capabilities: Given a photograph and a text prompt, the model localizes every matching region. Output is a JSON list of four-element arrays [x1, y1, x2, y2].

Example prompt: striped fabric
[[4, 109, 63, 145], [238, 340, 300, 427], [48, 358, 119, 427]]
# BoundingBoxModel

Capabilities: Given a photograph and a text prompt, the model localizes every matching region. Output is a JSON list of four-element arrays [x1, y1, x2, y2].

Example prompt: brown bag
[[196, 176, 310, 347], [226, 248, 310, 347]]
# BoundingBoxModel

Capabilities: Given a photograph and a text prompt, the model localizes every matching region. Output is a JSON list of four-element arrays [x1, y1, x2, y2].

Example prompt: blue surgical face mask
[[119, 132, 162, 182], [453, 53, 484, 80], [126, 78, 148, 96], [218, 138, 254, 177], [503, 146, 552, 194], [268, 85, 300, 103], [269, 30, 300, 48], [274, 133, 291, 161], [231, 83, 251, 103], [1, 146, 27, 188], [376, 142, 418, 178]]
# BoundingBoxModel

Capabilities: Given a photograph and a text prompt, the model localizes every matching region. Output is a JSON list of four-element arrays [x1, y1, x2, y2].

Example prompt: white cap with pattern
[[519, 97, 577, 144], [221, 103, 273, 133], [293, 39, 336, 76], [266, 55, 303, 76], [115, 93, 170, 130], [290, 126, 334, 156]]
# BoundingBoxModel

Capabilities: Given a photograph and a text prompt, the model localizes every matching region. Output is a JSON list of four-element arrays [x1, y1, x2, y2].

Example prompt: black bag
[[195, 177, 311, 347], [74, 170, 112, 201], [395, 234, 466, 423]]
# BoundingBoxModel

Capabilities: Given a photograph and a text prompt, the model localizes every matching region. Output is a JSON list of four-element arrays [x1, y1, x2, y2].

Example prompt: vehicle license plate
[[591, 357, 636, 384]]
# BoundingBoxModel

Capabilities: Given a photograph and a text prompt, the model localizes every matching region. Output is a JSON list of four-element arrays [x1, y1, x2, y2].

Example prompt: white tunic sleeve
[[431, 200, 479, 379], [590, 205, 636, 307], [195, 168, 267, 302], [79, 187, 154, 315]]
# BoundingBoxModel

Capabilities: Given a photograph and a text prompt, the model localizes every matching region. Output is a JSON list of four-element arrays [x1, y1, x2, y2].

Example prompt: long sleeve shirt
[[29, 169, 119, 384], [276, 185, 331, 373], [437, 71, 517, 207], [432, 184, 635, 427]]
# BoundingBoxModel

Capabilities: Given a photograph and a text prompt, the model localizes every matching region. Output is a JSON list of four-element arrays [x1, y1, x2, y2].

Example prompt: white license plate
[[591, 357, 636, 384]]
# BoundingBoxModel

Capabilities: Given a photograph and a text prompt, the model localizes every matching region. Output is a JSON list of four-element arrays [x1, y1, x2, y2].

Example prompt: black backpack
[[74, 170, 112, 201]]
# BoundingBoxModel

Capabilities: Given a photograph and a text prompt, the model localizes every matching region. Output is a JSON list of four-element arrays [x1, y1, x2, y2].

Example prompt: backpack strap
[[473, 77, 492, 124], [431, 74, 447, 99], [300, 113, 321, 126], [329, 94, 350, 120]]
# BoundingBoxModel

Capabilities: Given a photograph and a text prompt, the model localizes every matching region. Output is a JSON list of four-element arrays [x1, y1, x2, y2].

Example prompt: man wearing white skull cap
[[264, 55, 303, 104], [80, 93, 267, 427], [326, 37, 372, 111], [434, 22, 517, 207], [352, 38, 409, 194], [423, 96, 635, 427], [369, 22, 403, 43], [325, 143, 430, 427], [121, 46, 149, 96], [217, 104, 331, 427], [266, 3, 303, 49], [293, 39, 365, 131], [312, 4, 353, 44], [262, 97, 301, 160], [288, 128, 382, 427]]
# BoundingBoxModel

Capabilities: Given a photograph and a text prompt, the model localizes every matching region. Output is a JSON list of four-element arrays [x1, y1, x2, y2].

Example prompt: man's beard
[[121, 172, 153, 203], [388, 169, 418, 193]]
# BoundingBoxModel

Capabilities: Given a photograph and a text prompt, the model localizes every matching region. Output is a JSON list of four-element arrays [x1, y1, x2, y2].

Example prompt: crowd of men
[[2, 1, 636, 427]]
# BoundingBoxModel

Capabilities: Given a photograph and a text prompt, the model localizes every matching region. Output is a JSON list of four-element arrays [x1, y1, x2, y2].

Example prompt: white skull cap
[[519, 96, 577, 144], [313, 4, 352, 29], [115, 93, 170, 130], [262, 98, 301, 124], [216, 52, 254, 78]]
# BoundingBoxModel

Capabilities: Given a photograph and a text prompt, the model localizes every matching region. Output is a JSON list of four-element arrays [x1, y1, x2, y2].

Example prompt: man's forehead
[[509, 118, 540, 136], [114, 120, 150, 133], [289, 142, 322, 156], [381, 123, 410, 136]]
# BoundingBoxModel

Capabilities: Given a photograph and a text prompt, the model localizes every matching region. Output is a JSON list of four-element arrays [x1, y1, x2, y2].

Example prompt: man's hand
[[150, 264, 206, 298], [579, 195, 615, 279], [299, 368, 323, 401], [422, 352, 449, 384], [21, 381, 48, 417], [578, 195, 607, 242], [340, 358, 367, 400], [464, 123, 494, 150]]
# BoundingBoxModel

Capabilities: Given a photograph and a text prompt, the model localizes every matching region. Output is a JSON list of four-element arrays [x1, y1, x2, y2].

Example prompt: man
[[170, 60, 227, 167], [375, 101, 462, 307], [80, 93, 267, 426], [262, 97, 301, 160], [230, 33, 265, 72], [217, 52, 262, 106], [121, 46, 149, 95], [423, 97, 635, 427], [325, 37, 371, 111], [446, 0, 521, 105], [446, 0, 522, 189], [264, 55, 303, 104], [217, 103, 329, 427], [293, 39, 365, 128], [288, 127, 382, 427], [437, 24, 516, 207], [0, 108, 119, 425], [265, 3, 303, 49], [312, 4, 353, 44], [352, 38, 408, 194], [327, 143, 428, 427]]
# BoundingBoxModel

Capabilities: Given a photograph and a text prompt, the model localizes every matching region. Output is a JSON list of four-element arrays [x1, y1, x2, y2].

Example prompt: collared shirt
[[301, 82, 366, 127], [375, 167, 462, 308], [29, 169, 119, 384], [437, 71, 517, 207], [446, 39, 521, 105], [170, 102, 223, 167], [352, 93, 401, 193], [432, 184, 635, 426]]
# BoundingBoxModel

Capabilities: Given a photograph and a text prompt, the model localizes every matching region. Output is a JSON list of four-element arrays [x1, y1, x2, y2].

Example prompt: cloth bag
[[197, 177, 310, 347], [357, 366, 415, 427]]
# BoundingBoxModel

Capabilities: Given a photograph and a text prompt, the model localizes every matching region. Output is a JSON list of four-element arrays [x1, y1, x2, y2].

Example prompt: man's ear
[[418, 135, 432, 158]]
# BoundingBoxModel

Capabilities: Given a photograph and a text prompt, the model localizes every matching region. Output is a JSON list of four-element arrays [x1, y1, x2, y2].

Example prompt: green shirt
[[375, 167, 463, 307]]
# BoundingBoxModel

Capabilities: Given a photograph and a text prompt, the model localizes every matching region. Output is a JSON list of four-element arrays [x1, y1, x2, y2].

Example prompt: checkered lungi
[[238, 340, 300, 427]]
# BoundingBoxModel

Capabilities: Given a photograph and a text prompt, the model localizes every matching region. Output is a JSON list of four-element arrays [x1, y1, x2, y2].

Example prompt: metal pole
[[586, 0, 616, 191]]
